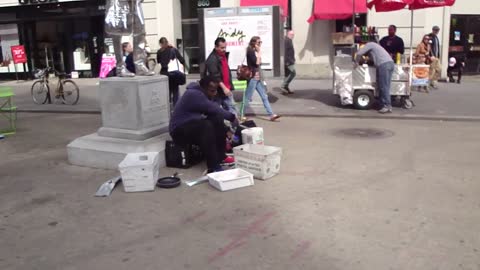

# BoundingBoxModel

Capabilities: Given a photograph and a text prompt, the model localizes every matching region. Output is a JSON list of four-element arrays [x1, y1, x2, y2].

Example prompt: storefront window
[[0, 23, 27, 74]]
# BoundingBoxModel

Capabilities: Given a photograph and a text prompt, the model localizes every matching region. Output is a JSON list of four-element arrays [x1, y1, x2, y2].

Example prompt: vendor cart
[[333, 54, 414, 110]]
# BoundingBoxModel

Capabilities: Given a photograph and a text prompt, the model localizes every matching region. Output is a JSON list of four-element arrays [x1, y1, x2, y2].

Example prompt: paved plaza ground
[[1, 113, 479, 270]]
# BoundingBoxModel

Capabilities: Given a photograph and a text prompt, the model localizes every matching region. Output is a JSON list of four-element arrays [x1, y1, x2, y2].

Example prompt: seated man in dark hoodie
[[169, 76, 238, 173]]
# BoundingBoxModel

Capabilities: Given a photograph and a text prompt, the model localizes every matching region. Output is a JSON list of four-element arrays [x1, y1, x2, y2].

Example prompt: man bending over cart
[[355, 42, 395, 114]]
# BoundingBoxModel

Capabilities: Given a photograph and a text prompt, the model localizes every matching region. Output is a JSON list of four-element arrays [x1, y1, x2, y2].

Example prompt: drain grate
[[333, 128, 394, 139]]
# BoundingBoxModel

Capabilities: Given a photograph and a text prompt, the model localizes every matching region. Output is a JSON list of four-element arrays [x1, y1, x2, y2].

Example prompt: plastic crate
[[233, 144, 282, 180], [118, 152, 159, 192], [207, 169, 254, 191]]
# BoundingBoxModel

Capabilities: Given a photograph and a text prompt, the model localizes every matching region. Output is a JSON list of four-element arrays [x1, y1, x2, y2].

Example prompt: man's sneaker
[[221, 156, 235, 166], [378, 107, 392, 114]]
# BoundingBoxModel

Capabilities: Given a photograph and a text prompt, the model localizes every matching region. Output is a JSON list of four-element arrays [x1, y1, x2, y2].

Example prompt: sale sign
[[11, 45, 27, 64], [99, 54, 116, 78]]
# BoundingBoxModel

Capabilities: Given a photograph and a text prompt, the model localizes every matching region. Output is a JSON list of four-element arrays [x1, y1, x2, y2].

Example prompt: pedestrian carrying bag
[[237, 56, 251, 81], [168, 49, 186, 85]]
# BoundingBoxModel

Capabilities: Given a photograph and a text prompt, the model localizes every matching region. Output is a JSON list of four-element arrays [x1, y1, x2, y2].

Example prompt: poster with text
[[99, 54, 116, 78], [204, 15, 273, 70], [11, 45, 26, 64]]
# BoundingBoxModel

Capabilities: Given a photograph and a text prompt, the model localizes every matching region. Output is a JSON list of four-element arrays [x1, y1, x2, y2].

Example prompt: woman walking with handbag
[[157, 37, 186, 107], [244, 36, 281, 122]]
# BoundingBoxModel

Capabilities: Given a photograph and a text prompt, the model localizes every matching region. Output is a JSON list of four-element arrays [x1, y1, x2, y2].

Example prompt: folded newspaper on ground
[[95, 176, 121, 197]]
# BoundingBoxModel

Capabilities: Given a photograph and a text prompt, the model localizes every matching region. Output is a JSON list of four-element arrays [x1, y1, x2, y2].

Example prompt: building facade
[[141, 0, 480, 78], [0, 0, 478, 79], [0, 0, 106, 79]]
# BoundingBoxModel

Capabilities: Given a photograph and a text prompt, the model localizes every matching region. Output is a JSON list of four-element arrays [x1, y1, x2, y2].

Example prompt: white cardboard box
[[207, 169, 254, 191], [118, 152, 159, 192], [233, 144, 282, 180]]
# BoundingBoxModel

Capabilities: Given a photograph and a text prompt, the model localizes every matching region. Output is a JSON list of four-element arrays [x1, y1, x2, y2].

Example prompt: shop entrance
[[450, 15, 480, 74], [180, 0, 220, 74], [24, 16, 104, 78]]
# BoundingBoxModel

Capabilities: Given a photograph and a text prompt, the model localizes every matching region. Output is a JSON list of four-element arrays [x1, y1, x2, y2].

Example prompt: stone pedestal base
[[67, 133, 169, 170], [67, 76, 170, 171]]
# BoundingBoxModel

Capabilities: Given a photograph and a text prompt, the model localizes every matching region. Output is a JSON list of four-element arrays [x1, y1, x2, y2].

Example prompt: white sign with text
[[204, 15, 273, 70]]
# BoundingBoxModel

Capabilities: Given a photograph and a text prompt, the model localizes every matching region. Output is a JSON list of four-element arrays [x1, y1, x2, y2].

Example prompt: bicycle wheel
[[61, 80, 80, 105], [31, 80, 49, 104]]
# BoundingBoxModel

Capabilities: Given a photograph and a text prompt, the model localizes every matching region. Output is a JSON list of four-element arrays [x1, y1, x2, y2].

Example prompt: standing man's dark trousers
[[376, 61, 395, 109], [170, 116, 226, 172], [281, 64, 296, 90]]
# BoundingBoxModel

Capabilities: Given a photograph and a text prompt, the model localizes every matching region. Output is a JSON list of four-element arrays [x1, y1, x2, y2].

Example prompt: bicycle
[[31, 67, 80, 105]]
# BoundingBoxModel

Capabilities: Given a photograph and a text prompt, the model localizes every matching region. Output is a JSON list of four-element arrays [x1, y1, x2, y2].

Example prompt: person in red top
[[203, 37, 236, 115]]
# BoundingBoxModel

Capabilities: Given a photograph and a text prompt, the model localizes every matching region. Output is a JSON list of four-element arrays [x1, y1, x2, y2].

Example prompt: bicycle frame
[[36, 68, 67, 104]]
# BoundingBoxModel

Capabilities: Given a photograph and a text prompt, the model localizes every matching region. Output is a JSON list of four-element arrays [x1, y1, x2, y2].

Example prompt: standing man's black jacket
[[428, 33, 441, 59], [203, 50, 234, 98], [284, 37, 295, 66]]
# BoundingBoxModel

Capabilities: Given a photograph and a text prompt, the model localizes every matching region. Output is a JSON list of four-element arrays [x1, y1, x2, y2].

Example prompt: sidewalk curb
[[15, 109, 480, 122]]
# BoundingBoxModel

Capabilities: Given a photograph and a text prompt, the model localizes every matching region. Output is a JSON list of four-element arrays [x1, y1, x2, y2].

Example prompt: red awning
[[308, 0, 367, 23], [240, 0, 289, 17], [409, 0, 455, 10]]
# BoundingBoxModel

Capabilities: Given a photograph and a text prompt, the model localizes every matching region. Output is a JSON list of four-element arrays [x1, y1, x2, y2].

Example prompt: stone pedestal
[[67, 76, 170, 170]]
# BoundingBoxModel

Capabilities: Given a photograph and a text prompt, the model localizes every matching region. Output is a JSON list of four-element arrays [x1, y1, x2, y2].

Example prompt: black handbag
[[165, 141, 203, 168], [168, 70, 186, 86]]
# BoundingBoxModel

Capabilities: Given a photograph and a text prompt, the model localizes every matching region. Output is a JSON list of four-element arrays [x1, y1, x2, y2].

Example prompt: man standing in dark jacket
[[281, 30, 296, 94], [203, 37, 236, 115], [170, 76, 237, 173], [379, 25, 405, 61]]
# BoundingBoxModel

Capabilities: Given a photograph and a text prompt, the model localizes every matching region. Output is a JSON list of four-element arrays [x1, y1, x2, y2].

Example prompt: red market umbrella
[[409, 0, 455, 10], [367, 0, 414, 12]]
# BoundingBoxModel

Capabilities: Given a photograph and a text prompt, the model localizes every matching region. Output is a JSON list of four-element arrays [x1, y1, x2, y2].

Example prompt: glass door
[[180, 0, 220, 73]]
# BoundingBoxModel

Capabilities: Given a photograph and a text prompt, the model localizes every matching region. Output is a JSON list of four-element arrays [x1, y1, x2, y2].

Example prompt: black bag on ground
[[165, 141, 203, 168]]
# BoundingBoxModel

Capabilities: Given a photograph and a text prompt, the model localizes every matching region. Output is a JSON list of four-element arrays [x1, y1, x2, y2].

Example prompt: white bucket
[[241, 127, 264, 145]]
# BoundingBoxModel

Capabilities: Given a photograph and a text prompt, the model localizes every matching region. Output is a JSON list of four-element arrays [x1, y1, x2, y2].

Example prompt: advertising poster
[[204, 15, 273, 70], [99, 54, 116, 78], [411, 64, 430, 86], [11, 45, 27, 64]]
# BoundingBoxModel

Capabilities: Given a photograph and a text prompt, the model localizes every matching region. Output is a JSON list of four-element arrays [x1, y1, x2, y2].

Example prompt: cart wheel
[[402, 97, 414, 109], [353, 90, 374, 110]]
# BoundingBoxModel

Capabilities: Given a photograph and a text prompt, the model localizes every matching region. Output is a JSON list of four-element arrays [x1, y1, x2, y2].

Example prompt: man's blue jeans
[[377, 62, 395, 108], [221, 95, 237, 115]]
